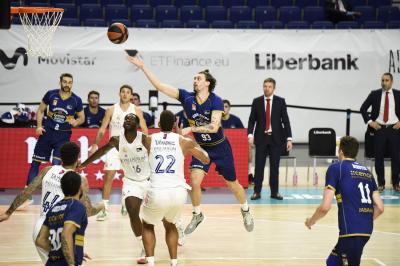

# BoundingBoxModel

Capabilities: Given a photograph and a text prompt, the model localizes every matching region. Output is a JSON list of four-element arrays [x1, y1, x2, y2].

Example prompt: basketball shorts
[[142, 186, 187, 225], [190, 139, 236, 181], [45, 259, 81, 266], [33, 215, 49, 263], [326, 236, 370, 266], [121, 177, 150, 205], [33, 128, 72, 162], [104, 147, 121, 170]]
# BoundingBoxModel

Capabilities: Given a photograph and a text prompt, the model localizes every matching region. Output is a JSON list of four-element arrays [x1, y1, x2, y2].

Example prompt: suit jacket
[[360, 89, 400, 125], [247, 95, 292, 145]]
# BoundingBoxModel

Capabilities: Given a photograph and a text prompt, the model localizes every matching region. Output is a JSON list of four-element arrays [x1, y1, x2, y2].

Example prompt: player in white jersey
[[81, 113, 150, 264], [90, 85, 148, 221], [0, 142, 104, 263], [140, 110, 210, 266]]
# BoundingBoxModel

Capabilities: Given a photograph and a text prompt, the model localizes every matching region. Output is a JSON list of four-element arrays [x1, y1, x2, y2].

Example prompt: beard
[[61, 86, 71, 92]]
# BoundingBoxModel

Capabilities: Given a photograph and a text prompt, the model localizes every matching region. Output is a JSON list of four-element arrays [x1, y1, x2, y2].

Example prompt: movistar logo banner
[[0, 47, 28, 70], [255, 53, 359, 70]]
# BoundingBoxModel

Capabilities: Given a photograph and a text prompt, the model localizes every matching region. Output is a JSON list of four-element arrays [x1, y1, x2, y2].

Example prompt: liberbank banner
[[1, 27, 399, 141]]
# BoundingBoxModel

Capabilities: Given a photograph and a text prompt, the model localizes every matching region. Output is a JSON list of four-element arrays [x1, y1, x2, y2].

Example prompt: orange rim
[[11, 7, 64, 14]]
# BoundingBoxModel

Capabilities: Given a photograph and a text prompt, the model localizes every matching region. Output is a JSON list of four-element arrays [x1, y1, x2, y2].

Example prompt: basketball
[[107, 22, 128, 44]]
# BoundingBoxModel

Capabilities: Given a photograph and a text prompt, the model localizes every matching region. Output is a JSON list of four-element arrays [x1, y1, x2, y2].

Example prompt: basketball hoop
[[11, 7, 64, 58]]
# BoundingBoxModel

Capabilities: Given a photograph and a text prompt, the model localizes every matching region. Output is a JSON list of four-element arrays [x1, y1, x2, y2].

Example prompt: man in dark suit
[[248, 78, 292, 200], [360, 72, 400, 192], [324, 0, 361, 24]]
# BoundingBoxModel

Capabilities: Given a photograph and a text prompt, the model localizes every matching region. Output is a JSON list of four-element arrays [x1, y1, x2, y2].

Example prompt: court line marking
[[0, 257, 387, 264], [4, 213, 400, 237]]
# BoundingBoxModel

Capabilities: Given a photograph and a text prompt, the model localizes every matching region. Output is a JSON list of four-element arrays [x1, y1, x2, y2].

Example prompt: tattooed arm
[[61, 223, 77, 266], [189, 110, 222, 134], [79, 176, 104, 217], [35, 225, 51, 252], [0, 166, 51, 222]]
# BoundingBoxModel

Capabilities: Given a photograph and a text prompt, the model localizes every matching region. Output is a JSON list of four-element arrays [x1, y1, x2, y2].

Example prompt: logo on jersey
[[136, 147, 142, 152], [67, 105, 73, 110], [204, 110, 210, 115], [53, 99, 58, 106], [192, 103, 196, 110], [0, 48, 28, 70]]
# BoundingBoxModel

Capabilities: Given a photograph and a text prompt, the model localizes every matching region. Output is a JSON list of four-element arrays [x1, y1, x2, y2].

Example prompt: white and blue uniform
[[142, 132, 189, 225]]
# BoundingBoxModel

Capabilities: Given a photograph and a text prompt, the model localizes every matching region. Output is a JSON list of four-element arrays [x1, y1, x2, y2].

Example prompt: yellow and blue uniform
[[221, 114, 244, 129], [33, 89, 83, 162], [325, 159, 378, 266], [178, 88, 236, 181], [44, 198, 87, 266], [81, 106, 105, 128]]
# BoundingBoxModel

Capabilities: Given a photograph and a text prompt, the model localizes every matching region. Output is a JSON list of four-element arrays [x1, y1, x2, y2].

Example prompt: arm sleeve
[[177, 89, 189, 104], [42, 91, 51, 105], [64, 203, 86, 229], [325, 165, 338, 191], [76, 97, 83, 113], [213, 95, 224, 112]]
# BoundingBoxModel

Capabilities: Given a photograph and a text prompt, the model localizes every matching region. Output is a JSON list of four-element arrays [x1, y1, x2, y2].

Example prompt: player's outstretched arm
[[61, 223, 77, 266], [372, 191, 384, 220], [305, 187, 334, 229], [0, 166, 51, 222], [90, 106, 113, 155], [127, 55, 179, 99], [79, 176, 105, 217], [81, 136, 119, 169], [35, 225, 51, 252]]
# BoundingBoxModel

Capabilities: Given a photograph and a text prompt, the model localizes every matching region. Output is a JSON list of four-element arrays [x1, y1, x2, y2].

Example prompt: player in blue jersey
[[81, 90, 105, 128], [305, 136, 384, 266], [128, 55, 254, 235], [221, 99, 244, 129], [36, 171, 89, 266], [24, 73, 84, 201]]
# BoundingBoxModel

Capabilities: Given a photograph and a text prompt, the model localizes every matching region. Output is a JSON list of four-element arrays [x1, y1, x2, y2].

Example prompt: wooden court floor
[[0, 204, 399, 266]]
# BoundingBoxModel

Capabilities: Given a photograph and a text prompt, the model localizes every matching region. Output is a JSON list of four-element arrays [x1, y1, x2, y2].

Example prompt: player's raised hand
[[0, 213, 10, 222], [36, 126, 46, 136], [127, 55, 144, 69]]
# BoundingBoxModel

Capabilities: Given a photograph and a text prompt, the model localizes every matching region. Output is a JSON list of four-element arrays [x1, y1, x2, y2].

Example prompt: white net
[[18, 9, 63, 58]]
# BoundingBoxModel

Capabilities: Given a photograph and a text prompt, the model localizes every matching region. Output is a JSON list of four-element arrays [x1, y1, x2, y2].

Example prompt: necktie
[[383, 91, 389, 123], [265, 98, 271, 132]]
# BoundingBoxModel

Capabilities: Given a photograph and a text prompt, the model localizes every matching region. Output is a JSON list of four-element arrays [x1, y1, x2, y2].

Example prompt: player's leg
[[326, 242, 340, 266], [51, 130, 71, 166], [163, 187, 187, 266], [142, 221, 156, 266], [141, 187, 166, 266], [339, 237, 370, 266], [21, 133, 52, 209], [216, 140, 254, 232], [98, 148, 120, 220], [185, 164, 208, 235], [125, 196, 146, 264]]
